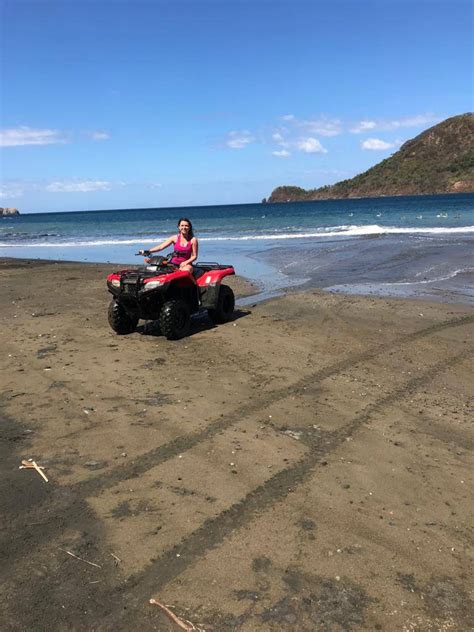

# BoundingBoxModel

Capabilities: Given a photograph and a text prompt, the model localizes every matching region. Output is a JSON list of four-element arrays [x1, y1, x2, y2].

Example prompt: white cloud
[[279, 115, 342, 137], [271, 129, 291, 148], [0, 126, 68, 147], [361, 138, 396, 150], [389, 113, 440, 129], [272, 150, 291, 158], [350, 120, 377, 133], [0, 183, 25, 198], [300, 116, 342, 137], [297, 137, 328, 154], [87, 130, 111, 141], [226, 130, 255, 149], [351, 113, 440, 134], [46, 180, 114, 192]]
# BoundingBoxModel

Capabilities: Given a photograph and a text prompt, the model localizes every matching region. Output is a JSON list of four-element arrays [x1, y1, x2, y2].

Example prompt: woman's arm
[[148, 235, 176, 254], [179, 238, 198, 269]]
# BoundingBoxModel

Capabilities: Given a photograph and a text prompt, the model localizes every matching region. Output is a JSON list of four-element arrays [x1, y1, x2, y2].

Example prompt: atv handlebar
[[137, 251, 178, 268]]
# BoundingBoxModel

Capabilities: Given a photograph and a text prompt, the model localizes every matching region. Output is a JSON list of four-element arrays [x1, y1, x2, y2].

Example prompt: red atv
[[106, 252, 235, 339]]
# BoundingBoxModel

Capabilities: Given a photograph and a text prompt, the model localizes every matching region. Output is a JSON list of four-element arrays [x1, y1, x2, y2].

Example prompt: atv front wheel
[[108, 300, 138, 334], [159, 299, 191, 340], [208, 284, 235, 324]]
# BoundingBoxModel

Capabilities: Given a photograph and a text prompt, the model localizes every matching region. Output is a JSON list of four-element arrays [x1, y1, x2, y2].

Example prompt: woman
[[141, 218, 198, 272]]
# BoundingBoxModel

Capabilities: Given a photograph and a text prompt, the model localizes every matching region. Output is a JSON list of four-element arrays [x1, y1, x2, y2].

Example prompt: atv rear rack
[[195, 262, 233, 270]]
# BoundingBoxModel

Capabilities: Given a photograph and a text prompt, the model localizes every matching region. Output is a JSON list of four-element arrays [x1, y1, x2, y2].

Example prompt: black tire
[[208, 284, 235, 324], [159, 299, 191, 340], [108, 300, 138, 334]]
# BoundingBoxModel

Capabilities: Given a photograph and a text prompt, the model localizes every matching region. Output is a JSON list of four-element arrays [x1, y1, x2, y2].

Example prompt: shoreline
[[2, 237, 473, 308], [1, 256, 473, 630]]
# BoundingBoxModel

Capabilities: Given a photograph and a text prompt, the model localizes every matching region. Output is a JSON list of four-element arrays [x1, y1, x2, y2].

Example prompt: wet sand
[[0, 257, 473, 631], [263, 233, 474, 306]]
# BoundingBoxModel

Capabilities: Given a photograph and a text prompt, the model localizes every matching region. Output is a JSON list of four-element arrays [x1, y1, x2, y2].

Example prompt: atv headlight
[[110, 279, 120, 288], [143, 280, 163, 290]]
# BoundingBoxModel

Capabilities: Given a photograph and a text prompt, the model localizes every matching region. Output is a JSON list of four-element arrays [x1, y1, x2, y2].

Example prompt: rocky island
[[1, 207, 20, 216], [268, 113, 474, 202]]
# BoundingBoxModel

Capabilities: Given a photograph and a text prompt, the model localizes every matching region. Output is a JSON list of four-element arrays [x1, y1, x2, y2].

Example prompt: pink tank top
[[171, 234, 193, 264]]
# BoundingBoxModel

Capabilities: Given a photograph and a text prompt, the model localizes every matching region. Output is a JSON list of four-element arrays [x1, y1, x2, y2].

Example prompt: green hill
[[267, 113, 474, 202]]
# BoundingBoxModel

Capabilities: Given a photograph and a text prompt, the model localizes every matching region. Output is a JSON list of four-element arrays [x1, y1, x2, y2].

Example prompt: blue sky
[[1, 0, 472, 213]]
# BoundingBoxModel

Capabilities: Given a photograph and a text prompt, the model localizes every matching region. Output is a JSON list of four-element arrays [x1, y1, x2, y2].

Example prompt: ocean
[[1, 194, 473, 304]]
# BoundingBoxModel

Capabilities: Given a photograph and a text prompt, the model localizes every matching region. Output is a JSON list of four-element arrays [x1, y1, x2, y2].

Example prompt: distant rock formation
[[0, 208, 20, 216], [267, 113, 474, 202]]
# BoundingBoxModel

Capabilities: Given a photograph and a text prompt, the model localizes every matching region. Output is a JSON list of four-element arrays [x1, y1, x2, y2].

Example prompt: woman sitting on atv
[[140, 218, 198, 272]]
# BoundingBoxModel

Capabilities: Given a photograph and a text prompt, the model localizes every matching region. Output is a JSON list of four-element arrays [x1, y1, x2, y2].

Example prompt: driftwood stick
[[31, 460, 49, 482], [149, 599, 193, 631], [19, 465, 45, 470], [21, 460, 45, 469], [58, 547, 102, 569], [20, 459, 48, 482]]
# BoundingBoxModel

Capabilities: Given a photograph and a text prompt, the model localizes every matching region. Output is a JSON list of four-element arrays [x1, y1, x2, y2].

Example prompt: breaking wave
[[1, 224, 473, 248]]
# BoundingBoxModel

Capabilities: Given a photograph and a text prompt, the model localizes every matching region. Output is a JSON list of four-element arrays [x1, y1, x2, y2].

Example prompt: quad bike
[[106, 252, 235, 339]]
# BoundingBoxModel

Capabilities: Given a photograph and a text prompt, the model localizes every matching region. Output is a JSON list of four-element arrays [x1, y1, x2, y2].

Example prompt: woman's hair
[[178, 217, 194, 238]]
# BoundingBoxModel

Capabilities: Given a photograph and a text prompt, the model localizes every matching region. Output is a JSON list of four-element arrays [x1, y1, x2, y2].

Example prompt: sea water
[[1, 194, 473, 304]]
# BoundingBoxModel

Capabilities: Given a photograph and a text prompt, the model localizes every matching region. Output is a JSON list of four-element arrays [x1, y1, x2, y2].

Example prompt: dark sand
[[0, 258, 473, 631]]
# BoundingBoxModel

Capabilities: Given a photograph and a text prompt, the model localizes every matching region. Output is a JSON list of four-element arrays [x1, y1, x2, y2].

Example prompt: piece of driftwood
[[20, 459, 49, 482], [149, 598, 202, 631], [19, 463, 45, 470], [58, 547, 102, 569]]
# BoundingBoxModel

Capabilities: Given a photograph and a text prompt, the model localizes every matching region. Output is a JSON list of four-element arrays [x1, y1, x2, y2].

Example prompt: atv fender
[[197, 267, 234, 309], [207, 285, 235, 323], [200, 283, 225, 308]]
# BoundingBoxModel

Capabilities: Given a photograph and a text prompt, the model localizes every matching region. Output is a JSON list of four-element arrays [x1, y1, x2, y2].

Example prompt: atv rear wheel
[[208, 284, 235, 324], [159, 299, 191, 340], [108, 300, 138, 334]]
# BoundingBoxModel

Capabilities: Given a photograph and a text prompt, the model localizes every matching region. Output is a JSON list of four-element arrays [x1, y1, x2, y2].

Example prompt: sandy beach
[[1, 257, 473, 631]]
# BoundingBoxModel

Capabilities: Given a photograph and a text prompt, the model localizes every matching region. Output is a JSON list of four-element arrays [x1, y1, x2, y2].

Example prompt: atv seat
[[192, 266, 206, 280]]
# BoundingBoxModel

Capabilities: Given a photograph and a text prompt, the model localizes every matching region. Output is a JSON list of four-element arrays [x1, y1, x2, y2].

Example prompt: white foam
[[375, 268, 473, 286], [0, 224, 473, 248], [0, 238, 147, 248], [203, 224, 474, 239]]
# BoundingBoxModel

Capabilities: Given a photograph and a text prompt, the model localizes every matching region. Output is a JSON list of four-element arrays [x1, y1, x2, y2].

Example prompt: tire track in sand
[[74, 314, 473, 498], [1, 315, 472, 570], [1, 348, 470, 629], [123, 348, 470, 603]]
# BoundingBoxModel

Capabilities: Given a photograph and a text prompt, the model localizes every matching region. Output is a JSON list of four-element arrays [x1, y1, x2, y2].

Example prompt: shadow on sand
[[137, 308, 251, 339]]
